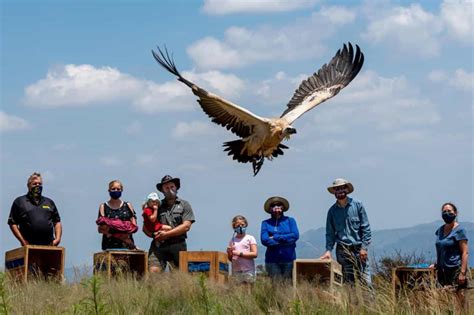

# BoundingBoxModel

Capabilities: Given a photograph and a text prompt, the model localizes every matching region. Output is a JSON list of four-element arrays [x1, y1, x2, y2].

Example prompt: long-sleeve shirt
[[261, 215, 299, 263], [325, 197, 371, 251]]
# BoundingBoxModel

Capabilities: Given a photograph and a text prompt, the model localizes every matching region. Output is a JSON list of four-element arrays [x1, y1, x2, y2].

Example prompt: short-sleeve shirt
[[99, 201, 136, 250], [229, 234, 257, 273], [7, 194, 61, 245], [157, 197, 195, 240], [435, 224, 468, 269]]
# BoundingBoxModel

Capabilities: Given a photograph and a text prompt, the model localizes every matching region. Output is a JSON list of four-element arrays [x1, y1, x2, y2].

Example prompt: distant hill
[[258, 221, 474, 266]]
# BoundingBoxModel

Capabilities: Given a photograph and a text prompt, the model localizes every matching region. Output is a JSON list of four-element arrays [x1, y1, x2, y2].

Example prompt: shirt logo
[[42, 205, 50, 209]]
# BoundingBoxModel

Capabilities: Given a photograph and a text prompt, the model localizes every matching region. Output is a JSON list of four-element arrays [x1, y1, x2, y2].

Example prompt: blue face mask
[[234, 226, 246, 235], [109, 191, 122, 200], [442, 212, 456, 224]]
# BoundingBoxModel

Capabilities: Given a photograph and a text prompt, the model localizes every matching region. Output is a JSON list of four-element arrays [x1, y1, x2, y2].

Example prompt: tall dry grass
[[0, 269, 471, 315]]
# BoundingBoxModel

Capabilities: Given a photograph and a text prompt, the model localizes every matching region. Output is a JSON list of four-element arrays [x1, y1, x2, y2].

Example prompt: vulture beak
[[285, 127, 297, 135]]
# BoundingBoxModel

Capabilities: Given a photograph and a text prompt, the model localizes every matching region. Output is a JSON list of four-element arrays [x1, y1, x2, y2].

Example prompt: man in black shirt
[[145, 175, 195, 272], [7, 172, 62, 246]]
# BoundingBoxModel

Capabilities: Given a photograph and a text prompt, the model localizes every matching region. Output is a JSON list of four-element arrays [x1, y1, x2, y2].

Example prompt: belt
[[162, 237, 186, 245]]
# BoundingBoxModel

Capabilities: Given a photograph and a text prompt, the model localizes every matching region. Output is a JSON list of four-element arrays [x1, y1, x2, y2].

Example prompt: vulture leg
[[252, 157, 265, 176]]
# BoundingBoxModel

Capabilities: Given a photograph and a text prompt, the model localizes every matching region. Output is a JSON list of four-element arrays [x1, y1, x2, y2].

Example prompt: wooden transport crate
[[179, 251, 229, 284], [293, 259, 343, 291], [93, 250, 147, 278], [5, 245, 65, 282], [392, 267, 436, 295]]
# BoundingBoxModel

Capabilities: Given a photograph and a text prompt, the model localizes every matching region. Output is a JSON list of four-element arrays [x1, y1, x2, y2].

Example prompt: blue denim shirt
[[261, 215, 299, 263], [325, 197, 371, 251]]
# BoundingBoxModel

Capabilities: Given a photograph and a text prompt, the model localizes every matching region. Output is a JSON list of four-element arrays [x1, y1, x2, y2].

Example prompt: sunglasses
[[271, 203, 284, 208], [334, 185, 348, 192]]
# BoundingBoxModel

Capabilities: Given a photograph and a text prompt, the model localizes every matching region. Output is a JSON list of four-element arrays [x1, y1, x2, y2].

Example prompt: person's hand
[[161, 225, 173, 231], [154, 230, 169, 241], [320, 251, 331, 260], [20, 239, 29, 246], [98, 225, 109, 234], [359, 249, 368, 263], [226, 246, 234, 255], [232, 250, 241, 256], [458, 272, 467, 285], [428, 264, 436, 269], [52, 238, 61, 246]]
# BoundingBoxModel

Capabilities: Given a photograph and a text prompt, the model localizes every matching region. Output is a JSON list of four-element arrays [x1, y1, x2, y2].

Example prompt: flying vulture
[[152, 43, 364, 175]]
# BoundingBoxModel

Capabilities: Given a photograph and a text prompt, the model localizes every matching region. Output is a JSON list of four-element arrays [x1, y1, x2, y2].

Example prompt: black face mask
[[442, 212, 456, 224], [29, 185, 43, 199], [335, 191, 347, 200]]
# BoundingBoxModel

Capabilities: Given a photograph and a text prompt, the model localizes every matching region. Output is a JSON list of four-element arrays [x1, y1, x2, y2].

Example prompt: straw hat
[[264, 196, 290, 213]]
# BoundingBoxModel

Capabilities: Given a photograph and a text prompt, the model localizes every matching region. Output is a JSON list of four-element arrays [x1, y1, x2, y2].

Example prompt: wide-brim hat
[[327, 178, 354, 194], [156, 175, 181, 192], [264, 196, 290, 213]]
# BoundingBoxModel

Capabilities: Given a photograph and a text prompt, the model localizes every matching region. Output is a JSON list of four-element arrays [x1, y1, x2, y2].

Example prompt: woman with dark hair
[[260, 196, 299, 280], [433, 202, 469, 308]]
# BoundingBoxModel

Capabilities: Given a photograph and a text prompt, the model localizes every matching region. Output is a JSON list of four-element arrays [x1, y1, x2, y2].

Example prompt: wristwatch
[[239, 252, 243, 257]]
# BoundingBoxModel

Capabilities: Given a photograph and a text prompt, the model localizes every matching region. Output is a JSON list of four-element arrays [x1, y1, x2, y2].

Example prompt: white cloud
[[254, 71, 306, 107], [24, 64, 245, 112], [99, 156, 123, 166], [362, 4, 443, 57], [0, 111, 31, 132], [188, 6, 356, 69], [24, 64, 143, 107], [440, 0, 473, 43], [172, 121, 215, 139], [428, 69, 474, 91], [202, 0, 318, 15]]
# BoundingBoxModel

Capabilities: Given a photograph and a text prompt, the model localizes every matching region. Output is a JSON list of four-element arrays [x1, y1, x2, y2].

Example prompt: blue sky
[[1, 0, 472, 267]]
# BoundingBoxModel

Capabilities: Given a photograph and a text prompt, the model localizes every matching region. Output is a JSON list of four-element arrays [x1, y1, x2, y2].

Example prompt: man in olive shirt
[[146, 175, 195, 272], [8, 173, 62, 246]]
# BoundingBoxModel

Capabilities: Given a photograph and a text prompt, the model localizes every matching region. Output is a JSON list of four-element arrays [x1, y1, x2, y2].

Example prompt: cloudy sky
[[1, 0, 472, 267]]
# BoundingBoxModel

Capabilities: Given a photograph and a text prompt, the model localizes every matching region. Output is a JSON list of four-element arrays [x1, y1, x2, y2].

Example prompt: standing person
[[433, 202, 469, 308], [227, 215, 258, 284], [7, 172, 62, 246], [320, 178, 372, 287], [260, 196, 299, 281], [97, 180, 137, 250], [145, 175, 195, 272]]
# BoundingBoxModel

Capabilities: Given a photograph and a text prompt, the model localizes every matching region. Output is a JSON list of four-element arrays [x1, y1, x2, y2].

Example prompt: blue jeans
[[335, 244, 372, 287], [265, 262, 293, 280]]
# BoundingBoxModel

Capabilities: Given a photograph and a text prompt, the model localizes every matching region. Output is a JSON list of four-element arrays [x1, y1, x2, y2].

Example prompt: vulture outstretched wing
[[281, 43, 364, 124], [152, 47, 267, 139]]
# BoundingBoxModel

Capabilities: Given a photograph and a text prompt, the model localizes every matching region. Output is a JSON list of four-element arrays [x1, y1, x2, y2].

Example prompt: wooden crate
[[293, 259, 343, 291], [5, 245, 65, 282], [93, 250, 147, 278], [179, 251, 229, 284], [392, 267, 436, 295]]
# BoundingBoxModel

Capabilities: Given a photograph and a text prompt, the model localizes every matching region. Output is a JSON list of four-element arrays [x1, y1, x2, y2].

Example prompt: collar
[[335, 197, 353, 209], [26, 193, 43, 205]]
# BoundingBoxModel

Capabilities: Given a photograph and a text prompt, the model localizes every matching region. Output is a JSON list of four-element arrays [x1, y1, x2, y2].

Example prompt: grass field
[[0, 269, 472, 315]]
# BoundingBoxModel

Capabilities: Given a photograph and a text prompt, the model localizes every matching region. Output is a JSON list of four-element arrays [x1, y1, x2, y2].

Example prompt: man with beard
[[320, 178, 372, 287], [7, 172, 62, 246], [145, 175, 195, 272]]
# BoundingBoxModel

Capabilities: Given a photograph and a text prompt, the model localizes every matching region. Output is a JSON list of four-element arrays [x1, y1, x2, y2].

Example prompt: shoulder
[[349, 198, 363, 207], [178, 198, 192, 207], [246, 234, 257, 244], [454, 226, 468, 240], [12, 195, 28, 205]]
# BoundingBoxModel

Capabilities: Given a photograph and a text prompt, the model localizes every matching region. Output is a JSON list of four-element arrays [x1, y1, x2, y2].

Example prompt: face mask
[[163, 188, 177, 199], [442, 212, 456, 224], [30, 185, 43, 199], [234, 226, 246, 234], [109, 191, 122, 200], [335, 191, 347, 200]]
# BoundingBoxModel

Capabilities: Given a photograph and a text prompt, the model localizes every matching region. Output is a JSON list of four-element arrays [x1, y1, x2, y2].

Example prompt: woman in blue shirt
[[434, 202, 469, 306], [260, 196, 299, 280]]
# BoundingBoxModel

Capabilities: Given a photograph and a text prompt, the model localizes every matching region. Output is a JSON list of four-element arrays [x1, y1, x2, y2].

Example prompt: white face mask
[[164, 188, 177, 199]]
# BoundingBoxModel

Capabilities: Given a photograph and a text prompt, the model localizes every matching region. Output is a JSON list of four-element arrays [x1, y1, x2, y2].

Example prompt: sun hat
[[146, 192, 160, 201], [264, 196, 290, 213], [156, 175, 181, 192], [327, 178, 354, 194]]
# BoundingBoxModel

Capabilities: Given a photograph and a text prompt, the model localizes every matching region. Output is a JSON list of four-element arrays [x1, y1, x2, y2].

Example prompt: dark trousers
[[335, 244, 372, 287], [149, 239, 187, 271]]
